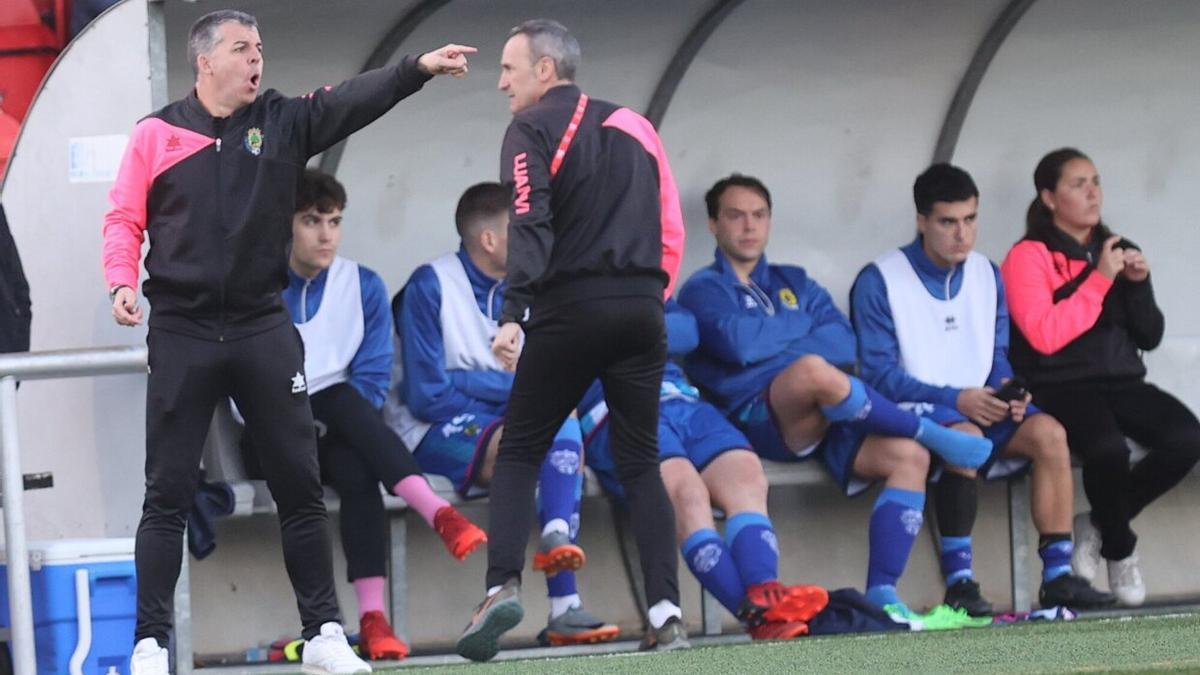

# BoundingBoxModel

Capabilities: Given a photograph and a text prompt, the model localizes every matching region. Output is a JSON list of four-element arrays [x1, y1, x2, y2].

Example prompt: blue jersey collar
[[712, 247, 772, 288], [903, 236, 968, 299], [288, 264, 329, 294], [456, 247, 504, 290]]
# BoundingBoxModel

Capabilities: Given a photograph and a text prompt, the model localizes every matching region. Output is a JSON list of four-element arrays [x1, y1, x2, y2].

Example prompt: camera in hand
[[994, 377, 1028, 403]]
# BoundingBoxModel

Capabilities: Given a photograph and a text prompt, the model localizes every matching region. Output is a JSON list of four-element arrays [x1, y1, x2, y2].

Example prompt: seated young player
[[581, 300, 829, 641], [680, 174, 994, 627], [850, 163, 1113, 612], [386, 182, 617, 645], [242, 170, 487, 659]]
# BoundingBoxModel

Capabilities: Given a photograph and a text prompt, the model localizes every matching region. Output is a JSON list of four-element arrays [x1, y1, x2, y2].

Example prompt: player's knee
[[893, 439, 931, 477], [1030, 417, 1071, 468], [728, 455, 769, 498], [951, 421, 985, 437], [667, 476, 711, 517], [789, 354, 838, 391]]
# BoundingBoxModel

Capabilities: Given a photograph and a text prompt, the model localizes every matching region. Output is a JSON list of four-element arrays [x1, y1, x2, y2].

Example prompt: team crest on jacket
[[778, 287, 799, 309], [244, 127, 264, 156]]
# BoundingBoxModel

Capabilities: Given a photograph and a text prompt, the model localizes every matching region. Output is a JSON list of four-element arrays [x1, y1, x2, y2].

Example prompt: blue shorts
[[918, 402, 1039, 479], [585, 398, 751, 498], [733, 391, 870, 496], [413, 412, 503, 497]]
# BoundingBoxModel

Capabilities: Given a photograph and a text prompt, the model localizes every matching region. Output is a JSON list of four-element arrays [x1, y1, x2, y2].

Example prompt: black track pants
[[1033, 379, 1200, 560], [485, 296, 680, 609], [310, 383, 424, 582], [136, 323, 339, 644]]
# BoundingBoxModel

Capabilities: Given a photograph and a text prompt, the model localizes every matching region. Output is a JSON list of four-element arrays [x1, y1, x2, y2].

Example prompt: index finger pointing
[[444, 44, 479, 55]]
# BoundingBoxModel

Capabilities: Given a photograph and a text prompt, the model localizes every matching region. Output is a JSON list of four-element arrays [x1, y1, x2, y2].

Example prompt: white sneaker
[[1071, 512, 1102, 582], [1108, 554, 1146, 607], [302, 622, 372, 674], [130, 637, 169, 675]]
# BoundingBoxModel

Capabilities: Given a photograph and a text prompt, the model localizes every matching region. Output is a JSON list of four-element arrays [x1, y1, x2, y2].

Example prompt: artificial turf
[[387, 613, 1200, 674]]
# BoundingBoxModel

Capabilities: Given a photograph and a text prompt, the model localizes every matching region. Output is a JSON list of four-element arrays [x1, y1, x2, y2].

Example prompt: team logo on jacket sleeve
[[245, 127, 264, 156], [778, 288, 799, 310]]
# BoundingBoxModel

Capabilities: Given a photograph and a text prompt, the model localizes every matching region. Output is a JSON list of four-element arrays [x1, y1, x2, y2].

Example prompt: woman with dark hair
[[1000, 148, 1200, 607]]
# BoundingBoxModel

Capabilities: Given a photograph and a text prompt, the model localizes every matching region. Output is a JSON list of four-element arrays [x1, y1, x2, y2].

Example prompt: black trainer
[[1039, 573, 1116, 610], [944, 578, 994, 616]]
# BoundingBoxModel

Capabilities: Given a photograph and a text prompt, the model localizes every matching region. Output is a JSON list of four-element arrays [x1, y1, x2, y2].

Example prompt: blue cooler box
[[0, 538, 136, 674]]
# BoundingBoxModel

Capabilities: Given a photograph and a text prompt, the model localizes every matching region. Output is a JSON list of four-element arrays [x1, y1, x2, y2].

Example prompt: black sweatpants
[[1033, 379, 1200, 560], [309, 382, 424, 583], [137, 323, 339, 644], [486, 295, 680, 610]]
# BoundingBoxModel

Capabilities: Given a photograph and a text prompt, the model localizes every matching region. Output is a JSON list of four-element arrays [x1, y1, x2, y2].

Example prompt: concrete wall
[[3, 0, 1199, 656]]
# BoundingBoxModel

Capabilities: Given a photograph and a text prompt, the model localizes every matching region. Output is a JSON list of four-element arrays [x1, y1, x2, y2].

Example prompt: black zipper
[[214, 117, 227, 342]]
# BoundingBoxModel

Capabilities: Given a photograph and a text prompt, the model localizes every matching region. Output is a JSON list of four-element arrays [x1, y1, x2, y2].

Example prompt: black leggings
[[138, 323, 338, 644], [1033, 379, 1200, 560], [309, 383, 424, 582], [486, 295, 680, 609]]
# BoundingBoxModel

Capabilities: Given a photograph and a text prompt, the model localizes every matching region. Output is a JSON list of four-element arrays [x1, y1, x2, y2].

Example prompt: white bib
[[296, 256, 364, 395], [874, 248, 995, 388], [385, 254, 505, 450]]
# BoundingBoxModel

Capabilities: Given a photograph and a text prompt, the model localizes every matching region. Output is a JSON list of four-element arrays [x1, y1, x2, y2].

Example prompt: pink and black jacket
[[497, 84, 685, 324], [1001, 225, 1164, 387], [102, 57, 431, 341]]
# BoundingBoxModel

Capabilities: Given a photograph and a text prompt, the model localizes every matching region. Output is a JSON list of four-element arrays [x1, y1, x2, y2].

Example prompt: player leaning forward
[[102, 9, 473, 674]]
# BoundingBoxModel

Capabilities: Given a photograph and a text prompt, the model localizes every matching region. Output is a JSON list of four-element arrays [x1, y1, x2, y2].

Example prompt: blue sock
[[537, 418, 583, 526], [682, 528, 746, 615], [546, 496, 583, 599], [546, 569, 577, 598], [726, 512, 779, 588], [940, 536, 975, 585], [1039, 537, 1073, 583], [915, 418, 993, 469], [865, 584, 902, 609], [821, 376, 920, 438], [866, 487, 925, 605]]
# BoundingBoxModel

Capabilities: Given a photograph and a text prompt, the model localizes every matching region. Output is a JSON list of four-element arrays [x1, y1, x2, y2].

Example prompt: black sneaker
[[1039, 573, 1116, 610], [944, 578, 993, 616], [637, 616, 690, 652]]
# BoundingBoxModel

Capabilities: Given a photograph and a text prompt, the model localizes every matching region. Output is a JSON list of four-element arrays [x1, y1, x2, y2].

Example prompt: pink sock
[[393, 475, 450, 527], [353, 576, 386, 616]]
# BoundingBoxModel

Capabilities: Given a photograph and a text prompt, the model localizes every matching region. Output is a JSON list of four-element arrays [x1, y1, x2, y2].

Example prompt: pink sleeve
[[101, 119, 213, 290], [601, 108, 686, 298], [1000, 241, 1113, 355], [102, 124, 150, 291], [654, 147, 685, 299]]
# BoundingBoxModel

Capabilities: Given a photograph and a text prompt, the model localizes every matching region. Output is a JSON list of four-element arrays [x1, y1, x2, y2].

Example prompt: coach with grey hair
[[102, 9, 474, 674], [455, 19, 688, 661]]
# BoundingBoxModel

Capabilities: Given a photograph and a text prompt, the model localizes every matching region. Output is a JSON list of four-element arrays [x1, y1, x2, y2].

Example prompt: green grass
[[387, 614, 1200, 674]]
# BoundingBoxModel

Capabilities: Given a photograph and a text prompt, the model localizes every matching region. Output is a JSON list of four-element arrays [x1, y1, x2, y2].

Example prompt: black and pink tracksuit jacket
[[1001, 226, 1164, 386], [102, 57, 431, 341], [497, 84, 685, 325]]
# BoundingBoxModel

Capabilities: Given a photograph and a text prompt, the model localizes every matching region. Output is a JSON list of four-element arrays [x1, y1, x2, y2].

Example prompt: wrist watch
[[108, 285, 128, 302]]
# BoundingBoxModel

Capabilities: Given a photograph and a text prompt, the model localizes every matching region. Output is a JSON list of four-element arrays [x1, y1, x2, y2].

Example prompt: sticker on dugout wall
[[68, 134, 128, 183]]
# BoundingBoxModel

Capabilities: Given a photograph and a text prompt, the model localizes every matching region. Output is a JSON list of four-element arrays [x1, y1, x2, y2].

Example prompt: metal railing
[[0, 346, 147, 675]]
